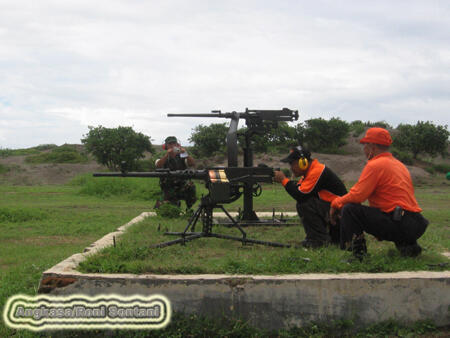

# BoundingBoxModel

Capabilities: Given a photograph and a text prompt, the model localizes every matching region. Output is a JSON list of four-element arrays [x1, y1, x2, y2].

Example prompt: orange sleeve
[[331, 162, 379, 209], [281, 178, 290, 187]]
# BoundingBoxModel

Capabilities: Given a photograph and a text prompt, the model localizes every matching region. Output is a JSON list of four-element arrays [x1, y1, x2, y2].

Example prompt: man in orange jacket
[[330, 127, 429, 261], [274, 146, 347, 248]]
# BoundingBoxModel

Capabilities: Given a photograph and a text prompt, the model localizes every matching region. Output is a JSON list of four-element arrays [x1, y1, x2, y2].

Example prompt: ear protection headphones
[[294, 145, 310, 170], [298, 157, 309, 170]]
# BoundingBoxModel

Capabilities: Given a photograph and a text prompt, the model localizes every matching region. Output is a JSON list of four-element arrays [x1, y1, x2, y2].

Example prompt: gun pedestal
[[153, 195, 291, 249]]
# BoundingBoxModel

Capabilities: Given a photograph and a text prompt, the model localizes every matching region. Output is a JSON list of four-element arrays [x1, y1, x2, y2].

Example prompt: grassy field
[[78, 178, 450, 274], [0, 175, 449, 336]]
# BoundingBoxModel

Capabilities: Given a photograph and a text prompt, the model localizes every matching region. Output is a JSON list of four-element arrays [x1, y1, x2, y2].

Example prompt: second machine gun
[[168, 108, 299, 224], [94, 166, 291, 248]]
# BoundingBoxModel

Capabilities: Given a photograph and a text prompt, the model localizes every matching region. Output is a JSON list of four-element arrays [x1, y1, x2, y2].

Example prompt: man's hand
[[329, 207, 339, 225], [274, 170, 286, 183]]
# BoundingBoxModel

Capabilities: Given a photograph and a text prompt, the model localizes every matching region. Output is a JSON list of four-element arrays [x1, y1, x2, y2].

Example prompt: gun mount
[[168, 108, 299, 222], [94, 167, 292, 248]]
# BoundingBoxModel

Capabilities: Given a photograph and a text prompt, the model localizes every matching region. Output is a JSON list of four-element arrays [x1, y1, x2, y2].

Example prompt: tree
[[188, 123, 229, 158], [298, 117, 350, 153], [82, 126, 153, 170], [394, 121, 449, 159], [238, 122, 299, 153]]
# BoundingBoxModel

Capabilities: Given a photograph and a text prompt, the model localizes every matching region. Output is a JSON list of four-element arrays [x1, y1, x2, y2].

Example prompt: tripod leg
[[151, 234, 204, 248], [181, 205, 202, 234], [220, 205, 247, 239], [208, 233, 291, 248]]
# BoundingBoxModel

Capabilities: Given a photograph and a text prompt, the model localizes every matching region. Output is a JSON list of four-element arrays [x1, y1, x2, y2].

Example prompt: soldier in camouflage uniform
[[154, 136, 197, 209]]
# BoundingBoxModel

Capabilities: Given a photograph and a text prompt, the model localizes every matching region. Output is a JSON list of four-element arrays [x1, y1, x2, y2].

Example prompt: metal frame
[[152, 196, 291, 248]]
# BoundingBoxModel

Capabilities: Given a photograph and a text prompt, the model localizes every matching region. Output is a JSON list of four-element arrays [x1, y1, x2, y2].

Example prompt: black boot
[[351, 234, 367, 262], [395, 242, 422, 257]]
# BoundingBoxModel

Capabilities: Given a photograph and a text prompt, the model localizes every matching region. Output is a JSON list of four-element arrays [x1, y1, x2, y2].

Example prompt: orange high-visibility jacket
[[282, 159, 347, 203], [331, 153, 421, 213]]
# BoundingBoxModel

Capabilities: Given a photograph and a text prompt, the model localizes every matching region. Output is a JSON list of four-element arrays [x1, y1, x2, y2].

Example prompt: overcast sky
[[0, 0, 449, 148]]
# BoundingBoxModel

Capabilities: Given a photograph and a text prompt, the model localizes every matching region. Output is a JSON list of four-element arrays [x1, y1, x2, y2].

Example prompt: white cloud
[[0, 0, 449, 148]]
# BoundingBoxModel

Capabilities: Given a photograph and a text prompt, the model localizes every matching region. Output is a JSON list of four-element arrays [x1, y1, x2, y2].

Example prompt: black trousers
[[340, 203, 429, 249], [297, 197, 339, 244]]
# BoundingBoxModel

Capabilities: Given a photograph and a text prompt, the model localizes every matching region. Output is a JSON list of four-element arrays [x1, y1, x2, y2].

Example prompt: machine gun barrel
[[167, 108, 298, 122], [167, 113, 229, 118], [93, 169, 207, 180], [93, 167, 274, 182]]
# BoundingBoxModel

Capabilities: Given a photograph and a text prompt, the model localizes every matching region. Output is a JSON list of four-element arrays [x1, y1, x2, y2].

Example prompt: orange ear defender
[[298, 157, 309, 170]]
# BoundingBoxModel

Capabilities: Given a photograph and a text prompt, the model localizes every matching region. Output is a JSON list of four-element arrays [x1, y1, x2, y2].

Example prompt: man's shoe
[[396, 243, 422, 257], [301, 239, 326, 249], [351, 236, 367, 262]]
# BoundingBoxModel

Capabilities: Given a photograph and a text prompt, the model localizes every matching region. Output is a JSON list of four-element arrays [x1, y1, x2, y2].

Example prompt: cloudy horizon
[[1, 0, 449, 149]]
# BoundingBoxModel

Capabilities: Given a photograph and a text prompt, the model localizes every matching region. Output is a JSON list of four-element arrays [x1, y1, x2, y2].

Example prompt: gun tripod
[[152, 199, 291, 248]]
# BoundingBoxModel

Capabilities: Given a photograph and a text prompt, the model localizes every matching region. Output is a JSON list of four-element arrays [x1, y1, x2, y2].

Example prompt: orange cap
[[359, 127, 392, 146]]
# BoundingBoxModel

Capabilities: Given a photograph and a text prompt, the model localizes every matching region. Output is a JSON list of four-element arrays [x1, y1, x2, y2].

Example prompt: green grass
[[0, 184, 155, 337], [72, 174, 162, 200], [0, 175, 449, 336], [78, 176, 450, 275], [78, 214, 449, 275]]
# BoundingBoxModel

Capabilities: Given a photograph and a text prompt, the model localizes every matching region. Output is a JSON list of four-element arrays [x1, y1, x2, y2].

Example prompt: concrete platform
[[38, 212, 450, 330]]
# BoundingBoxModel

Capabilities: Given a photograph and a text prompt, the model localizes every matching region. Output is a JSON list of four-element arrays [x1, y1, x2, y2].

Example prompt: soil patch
[[0, 142, 435, 185]]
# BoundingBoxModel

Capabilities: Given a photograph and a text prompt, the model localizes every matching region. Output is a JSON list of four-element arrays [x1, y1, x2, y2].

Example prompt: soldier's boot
[[395, 241, 422, 257], [351, 234, 367, 262]]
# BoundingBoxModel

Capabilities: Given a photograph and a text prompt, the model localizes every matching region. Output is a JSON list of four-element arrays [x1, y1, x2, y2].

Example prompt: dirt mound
[[0, 144, 432, 185], [0, 155, 104, 185]]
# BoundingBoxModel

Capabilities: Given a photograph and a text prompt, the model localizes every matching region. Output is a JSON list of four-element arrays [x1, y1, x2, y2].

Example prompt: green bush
[[349, 120, 366, 137], [365, 120, 392, 129], [424, 167, 435, 175], [154, 203, 183, 218], [394, 121, 449, 159], [0, 207, 47, 222], [25, 144, 88, 164], [299, 117, 350, 153], [0, 147, 40, 157], [391, 148, 414, 165], [0, 163, 10, 174], [34, 144, 57, 151], [240, 121, 300, 153], [432, 163, 450, 174], [189, 123, 228, 158], [82, 125, 154, 170]]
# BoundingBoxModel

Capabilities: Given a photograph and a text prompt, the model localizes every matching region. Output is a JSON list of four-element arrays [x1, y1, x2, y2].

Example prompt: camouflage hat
[[164, 136, 178, 145]]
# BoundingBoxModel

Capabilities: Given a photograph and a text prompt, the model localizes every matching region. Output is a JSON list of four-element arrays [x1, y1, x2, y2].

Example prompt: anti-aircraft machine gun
[[94, 166, 291, 248], [168, 108, 299, 224]]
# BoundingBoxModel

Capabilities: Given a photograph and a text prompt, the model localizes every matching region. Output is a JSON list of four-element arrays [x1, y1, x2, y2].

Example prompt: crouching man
[[330, 127, 429, 261], [274, 145, 347, 248], [154, 136, 197, 210]]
